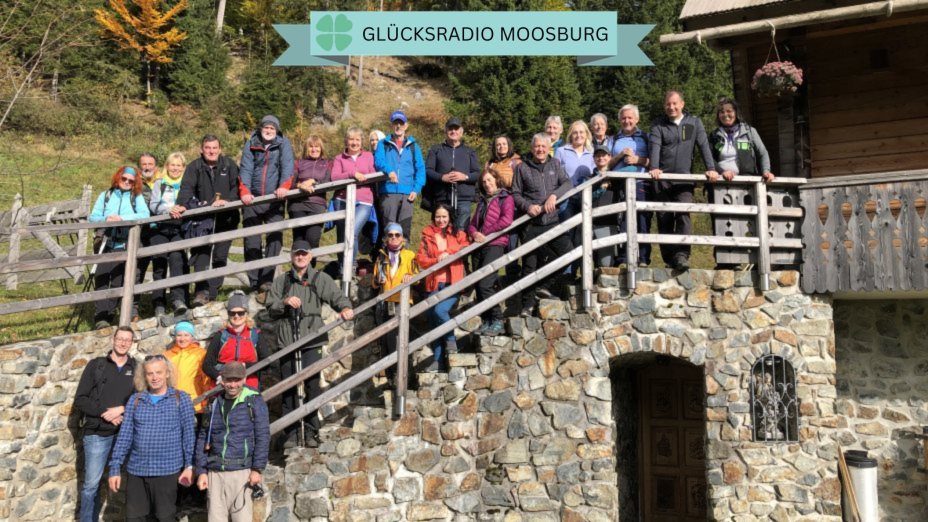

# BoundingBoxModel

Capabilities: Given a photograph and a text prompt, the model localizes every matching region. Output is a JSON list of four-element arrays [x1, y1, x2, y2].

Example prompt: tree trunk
[[215, 0, 227, 36], [357, 55, 363, 87], [145, 60, 152, 101]]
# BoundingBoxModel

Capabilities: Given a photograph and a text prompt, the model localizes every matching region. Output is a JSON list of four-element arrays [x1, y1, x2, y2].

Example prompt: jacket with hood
[[239, 118, 295, 197], [266, 267, 352, 349], [648, 112, 716, 188], [194, 387, 270, 475], [512, 157, 572, 226], [164, 342, 214, 414], [425, 141, 482, 202], [374, 136, 426, 196], [467, 189, 515, 248], [416, 224, 469, 293]]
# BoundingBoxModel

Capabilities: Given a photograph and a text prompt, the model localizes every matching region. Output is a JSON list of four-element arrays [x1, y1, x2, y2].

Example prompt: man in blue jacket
[[195, 362, 270, 521], [239, 115, 295, 298], [374, 110, 425, 240], [425, 117, 481, 229]]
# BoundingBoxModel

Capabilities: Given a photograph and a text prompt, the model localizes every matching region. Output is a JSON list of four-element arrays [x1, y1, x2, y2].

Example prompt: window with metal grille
[[750, 355, 799, 442]]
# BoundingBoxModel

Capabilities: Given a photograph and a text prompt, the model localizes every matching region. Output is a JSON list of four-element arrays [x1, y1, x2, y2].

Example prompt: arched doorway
[[612, 353, 707, 521]]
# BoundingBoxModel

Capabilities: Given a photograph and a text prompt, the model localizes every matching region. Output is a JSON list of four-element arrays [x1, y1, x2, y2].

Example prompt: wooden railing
[[799, 169, 928, 293], [2, 171, 805, 435]]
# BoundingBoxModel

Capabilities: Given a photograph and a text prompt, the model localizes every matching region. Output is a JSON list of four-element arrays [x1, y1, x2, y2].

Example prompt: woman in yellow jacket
[[164, 321, 214, 417], [372, 222, 418, 384]]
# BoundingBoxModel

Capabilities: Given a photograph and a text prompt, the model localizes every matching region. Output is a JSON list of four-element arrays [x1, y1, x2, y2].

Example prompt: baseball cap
[[390, 110, 408, 124]]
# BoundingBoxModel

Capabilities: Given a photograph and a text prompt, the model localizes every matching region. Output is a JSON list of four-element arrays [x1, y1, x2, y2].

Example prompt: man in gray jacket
[[265, 240, 353, 446], [512, 133, 573, 316], [648, 90, 718, 271], [240, 114, 295, 299]]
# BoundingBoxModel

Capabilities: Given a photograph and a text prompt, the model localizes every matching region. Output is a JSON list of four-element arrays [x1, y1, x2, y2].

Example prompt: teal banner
[[274, 11, 653, 67]]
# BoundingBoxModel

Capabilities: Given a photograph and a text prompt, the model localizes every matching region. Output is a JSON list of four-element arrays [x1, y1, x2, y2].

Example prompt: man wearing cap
[[426, 117, 482, 229], [195, 361, 269, 522], [374, 110, 426, 240], [239, 115, 295, 301], [172, 135, 243, 306], [266, 240, 354, 446], [74, 326, 138, 522]]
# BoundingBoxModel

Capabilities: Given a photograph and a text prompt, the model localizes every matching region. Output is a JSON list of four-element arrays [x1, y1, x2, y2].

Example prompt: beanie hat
[[259, 115, 282, 134], [227, 291, 249, 311], [385, 222, 403, 236], [174, 321, 195, 337]]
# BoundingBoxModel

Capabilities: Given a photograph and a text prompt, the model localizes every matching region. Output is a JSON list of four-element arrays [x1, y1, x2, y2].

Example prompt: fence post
[[342, 183, 356, 296], [394, 286, 410, 417], [581, 185, 593, 310], [75, 184, 93, 282], [625, 176, 639, 290], [5, 194, 24, 290], [118, 225, 141, 326], [755, 180, 771, 291]]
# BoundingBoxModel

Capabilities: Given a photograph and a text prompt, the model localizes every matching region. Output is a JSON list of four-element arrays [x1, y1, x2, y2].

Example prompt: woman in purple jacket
[[290, 135, 330, 251], [332, 127, 377, 270], [467, 168, 515, 336]]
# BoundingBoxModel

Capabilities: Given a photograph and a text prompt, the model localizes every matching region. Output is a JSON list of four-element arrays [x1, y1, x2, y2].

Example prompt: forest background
[[0, 0, 730, 342]]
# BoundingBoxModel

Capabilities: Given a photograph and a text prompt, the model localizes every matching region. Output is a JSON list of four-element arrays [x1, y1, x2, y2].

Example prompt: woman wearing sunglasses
[[89, 166, 151, 329], [202, 291, 269, 390]]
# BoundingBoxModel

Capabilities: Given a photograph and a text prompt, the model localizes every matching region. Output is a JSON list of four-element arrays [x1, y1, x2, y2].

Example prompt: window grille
[[750, 355, 798, 442]]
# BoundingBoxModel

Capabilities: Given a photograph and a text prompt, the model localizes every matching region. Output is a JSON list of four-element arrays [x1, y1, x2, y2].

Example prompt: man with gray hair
[[610, 104, 652, 266], [648, 90, 717, 270], [544, 115, 564, 152], [512, 133, 573, 316], [589, 113, 613, 151]]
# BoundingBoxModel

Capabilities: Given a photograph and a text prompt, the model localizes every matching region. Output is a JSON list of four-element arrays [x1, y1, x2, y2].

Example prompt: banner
[[274, 11, 653, 67]]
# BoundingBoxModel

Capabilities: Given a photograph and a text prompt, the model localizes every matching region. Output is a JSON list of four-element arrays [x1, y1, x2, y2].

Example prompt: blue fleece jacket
[[374, 136, 426, 196]]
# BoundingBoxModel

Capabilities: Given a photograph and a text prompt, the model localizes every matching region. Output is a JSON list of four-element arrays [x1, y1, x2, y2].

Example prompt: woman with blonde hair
[[290, 135, 330, 250], [149, 152, 190, 316]]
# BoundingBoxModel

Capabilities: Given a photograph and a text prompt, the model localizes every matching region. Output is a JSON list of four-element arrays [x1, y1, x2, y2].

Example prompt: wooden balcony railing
[[799, 169, 928, 293]]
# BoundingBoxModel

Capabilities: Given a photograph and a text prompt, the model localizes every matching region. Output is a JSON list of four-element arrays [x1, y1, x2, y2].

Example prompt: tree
[[163, 0, 231, 105], [94, 0, 189, 97]]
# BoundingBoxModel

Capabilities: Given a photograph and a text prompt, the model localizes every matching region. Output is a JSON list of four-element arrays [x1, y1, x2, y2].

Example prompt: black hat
[[292, 240, 311, 254], [593, 145, 611, 155], [445, 117, 462, 129]]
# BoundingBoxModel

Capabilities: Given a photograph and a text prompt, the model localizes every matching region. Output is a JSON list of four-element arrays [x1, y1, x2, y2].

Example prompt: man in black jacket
[[425, 117, 481, 229], [172, 135, 243, 305], [512, 133, 573, 316], [648, 90, 718, 271], [74, 326, 138, 522]]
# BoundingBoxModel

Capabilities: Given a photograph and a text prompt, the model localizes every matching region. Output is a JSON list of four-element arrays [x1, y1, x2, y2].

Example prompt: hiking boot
[[255, 282, 272, 305], [425, 360, 440, 373], [673, 256, 690, 271], [173, 300, 188, 315], [535, 287, 555, 300], [520, 304, 535, 318], [445, 339, 458, 355], [94, 320, 110, 330], [154, 305, 166, 317], [484, 319, 505, 336], [192, 292, 210, 308]]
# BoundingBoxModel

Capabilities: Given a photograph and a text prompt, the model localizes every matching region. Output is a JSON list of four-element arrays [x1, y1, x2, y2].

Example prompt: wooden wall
[[805, 21, 928, 178]]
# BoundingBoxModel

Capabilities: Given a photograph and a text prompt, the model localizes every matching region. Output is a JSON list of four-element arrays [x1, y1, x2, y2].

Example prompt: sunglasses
[[387, 233, 403, 238], [120, 176, 135, 183], [293, 251, 310, 256], [228, 310, 247, 317], [144, 354, 167, 362]]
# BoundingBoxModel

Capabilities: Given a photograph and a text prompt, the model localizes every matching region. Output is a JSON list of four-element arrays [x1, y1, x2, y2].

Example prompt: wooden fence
[[800, 169, 928, 293]]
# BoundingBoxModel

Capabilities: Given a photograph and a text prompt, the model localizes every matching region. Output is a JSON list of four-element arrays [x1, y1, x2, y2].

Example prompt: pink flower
[[752, 61, 803, 96]]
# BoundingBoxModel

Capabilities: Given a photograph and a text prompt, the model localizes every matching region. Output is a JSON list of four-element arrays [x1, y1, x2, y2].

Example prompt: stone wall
[[10, 270, 916, 521], [834, 299, 928, 520], [279, 269, 844, 521]]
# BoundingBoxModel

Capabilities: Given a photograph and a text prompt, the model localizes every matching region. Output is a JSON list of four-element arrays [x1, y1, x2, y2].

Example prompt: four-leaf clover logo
[[315, 14, 352, 52]]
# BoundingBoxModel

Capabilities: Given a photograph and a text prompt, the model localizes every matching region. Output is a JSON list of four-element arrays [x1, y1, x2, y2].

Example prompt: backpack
[[93, 189, 139, 251], [216, 327, 261, 361], [203, 394, 257, 452]]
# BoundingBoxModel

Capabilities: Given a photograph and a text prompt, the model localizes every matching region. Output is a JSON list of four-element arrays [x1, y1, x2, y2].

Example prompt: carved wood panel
[[712, 185, 802, 266], [640, 365, 707, 521]]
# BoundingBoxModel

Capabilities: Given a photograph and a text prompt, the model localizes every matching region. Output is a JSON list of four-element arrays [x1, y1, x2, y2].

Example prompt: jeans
[[79, 434, 115, 522], [333, 199, 372, 268], [427, 283, 458, 362]]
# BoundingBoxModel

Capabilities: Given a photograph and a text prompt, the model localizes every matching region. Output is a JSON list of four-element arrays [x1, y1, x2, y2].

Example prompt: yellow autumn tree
[[94, 0, 188, 97]]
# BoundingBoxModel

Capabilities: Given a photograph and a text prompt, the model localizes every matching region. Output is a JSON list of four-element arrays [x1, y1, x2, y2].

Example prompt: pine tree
[[94, 0, 189, 97], [163, 0, 230, 105]]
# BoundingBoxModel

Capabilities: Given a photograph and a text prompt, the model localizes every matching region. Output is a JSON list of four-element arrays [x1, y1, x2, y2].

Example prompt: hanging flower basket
[[751, 61, 803, 97]]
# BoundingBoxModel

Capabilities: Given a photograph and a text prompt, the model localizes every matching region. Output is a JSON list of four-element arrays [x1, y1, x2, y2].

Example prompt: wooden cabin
[[664, 0, 928, 294]]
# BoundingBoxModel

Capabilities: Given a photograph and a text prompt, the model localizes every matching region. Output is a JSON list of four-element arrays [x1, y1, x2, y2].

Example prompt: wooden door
[[639, 363, 707, 521]]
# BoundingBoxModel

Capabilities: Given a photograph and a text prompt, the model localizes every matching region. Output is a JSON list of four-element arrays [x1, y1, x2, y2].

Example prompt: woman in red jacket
[[202, 292, 269, 390], [416, 204, 470, 372]]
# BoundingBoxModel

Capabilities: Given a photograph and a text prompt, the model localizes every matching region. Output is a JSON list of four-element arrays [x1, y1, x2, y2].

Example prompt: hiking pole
[[67, 232, 108, 332], [289, 306, 305, 446]]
